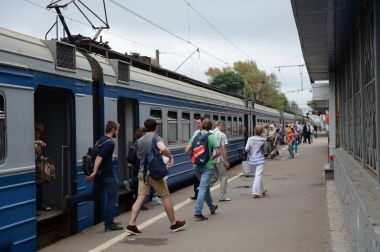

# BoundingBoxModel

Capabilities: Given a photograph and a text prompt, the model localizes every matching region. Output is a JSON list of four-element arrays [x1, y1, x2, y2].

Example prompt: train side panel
[[0, 82, 35, 251]]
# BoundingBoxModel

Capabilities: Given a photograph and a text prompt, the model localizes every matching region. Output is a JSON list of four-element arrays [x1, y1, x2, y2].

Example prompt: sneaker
[[37, 204, 51, 211], [194, 214, 208, 221], [189, 195, 197, 200], [210, 205, 218, 215], [123, 180, 131, 192], [219, 197, 231, 202], [170, 220, 187, 232], [152, 196, 163, 205], [105, 224, 123, 231], [126, 225, 142, 235]]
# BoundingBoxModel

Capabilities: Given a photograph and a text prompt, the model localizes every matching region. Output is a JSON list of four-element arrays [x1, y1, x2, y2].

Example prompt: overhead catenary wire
[[22, 0, 182, 53], [108, 0, 228, 66], [183, 0, 252, 61]]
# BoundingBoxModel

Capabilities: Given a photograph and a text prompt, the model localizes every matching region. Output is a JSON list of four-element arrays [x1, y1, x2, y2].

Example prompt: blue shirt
[[96, 136, 115, 178]]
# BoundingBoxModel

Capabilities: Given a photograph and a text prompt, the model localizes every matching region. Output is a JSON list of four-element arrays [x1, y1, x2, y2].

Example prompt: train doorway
[[34, 86, 75, 248], [117, 98, 138, 211]]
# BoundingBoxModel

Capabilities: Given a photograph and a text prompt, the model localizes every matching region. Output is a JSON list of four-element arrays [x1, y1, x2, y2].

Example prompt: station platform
[[40, 137, 339, 252]]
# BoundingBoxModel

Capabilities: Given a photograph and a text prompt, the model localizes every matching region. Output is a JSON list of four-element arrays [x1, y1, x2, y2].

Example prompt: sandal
[[252, 194, 261, 198]]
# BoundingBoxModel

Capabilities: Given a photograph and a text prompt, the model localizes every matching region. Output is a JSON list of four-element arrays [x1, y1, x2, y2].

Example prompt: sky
[[0, 0, 312, 111]]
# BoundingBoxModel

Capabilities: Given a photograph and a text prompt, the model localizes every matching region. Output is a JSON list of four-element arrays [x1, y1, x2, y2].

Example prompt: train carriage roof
[[0, 28, 92, 82], [253, 103, 280, 117], [88, 53, 247, 110]]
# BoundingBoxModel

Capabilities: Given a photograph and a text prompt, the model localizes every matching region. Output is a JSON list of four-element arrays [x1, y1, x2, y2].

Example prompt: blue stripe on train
[[0, 172, 36, 252]]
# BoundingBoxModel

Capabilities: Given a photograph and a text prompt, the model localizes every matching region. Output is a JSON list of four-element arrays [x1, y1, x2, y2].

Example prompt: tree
[[210, 72, 245, 95], [205, 60, 290, 111], [288, 101, 302, 114]]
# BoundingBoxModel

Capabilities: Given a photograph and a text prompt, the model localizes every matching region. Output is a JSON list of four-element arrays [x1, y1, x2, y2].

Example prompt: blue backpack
[[144, 135, 169, 180], [191, 132, 210, 167]]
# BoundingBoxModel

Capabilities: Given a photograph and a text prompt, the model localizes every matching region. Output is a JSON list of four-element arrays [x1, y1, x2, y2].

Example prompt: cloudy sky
[[0, 0, 312, 110]]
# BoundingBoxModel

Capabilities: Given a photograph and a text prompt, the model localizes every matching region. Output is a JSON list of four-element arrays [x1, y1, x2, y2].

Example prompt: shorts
[[137, 172, 170, 197]]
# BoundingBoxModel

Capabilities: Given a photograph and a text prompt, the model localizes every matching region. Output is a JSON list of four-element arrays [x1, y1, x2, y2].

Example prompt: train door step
[[37, 209, 64, 222]]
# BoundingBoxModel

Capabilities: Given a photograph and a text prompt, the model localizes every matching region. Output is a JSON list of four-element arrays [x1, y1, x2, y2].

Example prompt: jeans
[[194, 167, 215, 215], [288, 144, 294, 158], [71, 176, 118, 227]]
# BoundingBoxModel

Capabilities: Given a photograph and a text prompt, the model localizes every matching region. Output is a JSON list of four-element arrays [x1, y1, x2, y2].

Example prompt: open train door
[[34, 86, 76, 248]]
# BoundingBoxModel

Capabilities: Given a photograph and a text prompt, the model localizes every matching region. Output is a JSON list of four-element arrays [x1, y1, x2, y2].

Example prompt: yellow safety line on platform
[[88, 172, 244, 252]]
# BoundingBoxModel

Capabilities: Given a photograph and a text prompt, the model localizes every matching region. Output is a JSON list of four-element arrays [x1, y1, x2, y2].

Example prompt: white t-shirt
[[210, 127, 228, 163], [245, 136, 266, 165]]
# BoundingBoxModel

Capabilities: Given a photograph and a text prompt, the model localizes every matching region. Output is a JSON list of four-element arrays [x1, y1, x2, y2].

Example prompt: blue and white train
[[0, 27, 309, 251]]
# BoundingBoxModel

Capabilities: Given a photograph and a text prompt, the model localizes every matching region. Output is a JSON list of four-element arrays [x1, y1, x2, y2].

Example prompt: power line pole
[[274, 64, 305, 91]]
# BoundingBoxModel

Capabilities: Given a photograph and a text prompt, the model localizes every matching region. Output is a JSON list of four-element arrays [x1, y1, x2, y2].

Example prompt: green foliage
[[210, 72, 245, 96], [288, 101, 302, 114], [206, 60, 297, 111]]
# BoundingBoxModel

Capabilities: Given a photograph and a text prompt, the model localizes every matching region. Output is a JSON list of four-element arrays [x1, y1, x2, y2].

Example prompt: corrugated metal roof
[[291, 0, 329, 82], [291, 0, 362, 82]]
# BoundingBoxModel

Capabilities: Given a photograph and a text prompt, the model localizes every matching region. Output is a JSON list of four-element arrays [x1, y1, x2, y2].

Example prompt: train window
[[182, 112, 191, 144], [233, 117, 237, 135], [0, 92, 5, 163], [204, 114, 210, 119], [221, 115, 225, 122], [167, 111, 178, 145], [213, 115, 218, 122], [194, 113, 201, 132], [150, 109, 162, 136], [227, 116, 232, 136], [238, 117, 243, 135]]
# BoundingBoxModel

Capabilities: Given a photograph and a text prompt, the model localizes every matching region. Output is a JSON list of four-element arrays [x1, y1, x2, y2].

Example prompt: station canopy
[[291, 0, 362, 83]]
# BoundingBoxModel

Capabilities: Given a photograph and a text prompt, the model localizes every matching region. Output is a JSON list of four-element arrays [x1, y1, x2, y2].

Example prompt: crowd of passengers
[[34, 117, 319, 234]]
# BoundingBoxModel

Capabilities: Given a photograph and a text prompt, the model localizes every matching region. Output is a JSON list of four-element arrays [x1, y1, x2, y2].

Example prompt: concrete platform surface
[[40, 137, 335, 252]]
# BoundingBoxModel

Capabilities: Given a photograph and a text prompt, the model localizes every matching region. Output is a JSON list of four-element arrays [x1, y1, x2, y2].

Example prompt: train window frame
[[182, 112, 191, 144], [226, 116, 232, 137], [150, 109, 162, 137], [233, 117, 238, 135], [167, 111, 178, 145], [0, 91, 6, 164], [193, 113, 201, 132], [238, 117, 243, 135]]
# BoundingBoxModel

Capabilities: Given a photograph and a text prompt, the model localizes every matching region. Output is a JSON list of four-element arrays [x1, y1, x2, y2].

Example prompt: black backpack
[[82, 139, 112, 176], [127, 141, 138, 166], [191, 132, 210, 167], [143, 135, 169, 180]]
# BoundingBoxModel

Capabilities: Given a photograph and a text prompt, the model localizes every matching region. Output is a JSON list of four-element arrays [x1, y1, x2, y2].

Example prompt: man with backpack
[[70, 120, 123, 231], [185, 118, 221, 221], [190, 116, 205, 200], [126, 118, 187, 234]]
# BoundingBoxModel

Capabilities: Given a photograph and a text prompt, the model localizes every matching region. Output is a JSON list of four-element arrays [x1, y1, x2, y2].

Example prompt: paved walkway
[[41, 137, 333, 252]]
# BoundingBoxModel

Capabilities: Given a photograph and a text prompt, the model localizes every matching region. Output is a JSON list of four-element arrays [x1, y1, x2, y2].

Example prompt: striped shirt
[[245, 136, 266, 165]]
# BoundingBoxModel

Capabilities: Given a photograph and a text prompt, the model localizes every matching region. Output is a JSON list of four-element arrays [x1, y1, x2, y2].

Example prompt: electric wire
[[108, 0, 228, 65], [183, 0, 252, 60], [22, 0, 174, 52]]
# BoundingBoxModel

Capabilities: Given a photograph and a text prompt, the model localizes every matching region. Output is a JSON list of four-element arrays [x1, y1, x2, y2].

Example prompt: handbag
[[242, 160, 255, 177]]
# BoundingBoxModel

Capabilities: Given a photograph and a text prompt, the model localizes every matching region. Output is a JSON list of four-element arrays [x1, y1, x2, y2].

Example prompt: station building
[[292, 0, 380, 250]]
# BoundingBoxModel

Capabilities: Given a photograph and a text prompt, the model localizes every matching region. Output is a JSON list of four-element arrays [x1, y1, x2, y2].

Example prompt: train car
[[88, 53, 247, 192], [0, 27, 305, 251], [253, 103, 281, 127], [0, 28, 95, 250]]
